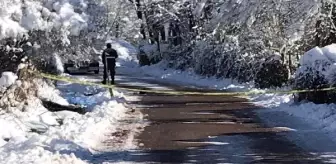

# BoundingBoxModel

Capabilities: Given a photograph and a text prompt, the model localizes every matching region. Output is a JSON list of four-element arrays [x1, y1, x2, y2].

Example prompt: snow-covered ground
[[138, 61, 250, 91], [0, 72, 144, 163], [2, 35, 336, 163]]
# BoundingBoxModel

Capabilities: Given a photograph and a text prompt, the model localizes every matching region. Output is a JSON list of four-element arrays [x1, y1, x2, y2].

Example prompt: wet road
[[127, 95, 323, 163], [87, 69, 334, 163]]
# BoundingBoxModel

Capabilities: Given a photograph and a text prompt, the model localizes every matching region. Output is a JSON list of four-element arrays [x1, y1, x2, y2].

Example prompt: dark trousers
[[103, 58, 116, 83]]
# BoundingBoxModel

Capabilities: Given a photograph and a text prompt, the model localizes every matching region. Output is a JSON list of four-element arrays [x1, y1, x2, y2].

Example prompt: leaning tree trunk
[[315, 2, 336, 47]]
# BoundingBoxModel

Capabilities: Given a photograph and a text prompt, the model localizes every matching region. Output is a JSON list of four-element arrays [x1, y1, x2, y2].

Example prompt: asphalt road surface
[[86, 69, 334, 164]]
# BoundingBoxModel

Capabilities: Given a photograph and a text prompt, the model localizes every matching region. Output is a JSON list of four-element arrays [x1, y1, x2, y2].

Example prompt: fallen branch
[[41, 100, 86, 114]]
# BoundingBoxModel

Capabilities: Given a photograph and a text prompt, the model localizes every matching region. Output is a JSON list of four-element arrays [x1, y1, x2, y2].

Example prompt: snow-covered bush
[[138, 42, 168, 66], [0, 39, 29, 74], [0, 0, 141, 74], [293, 44, 336, 103], [160, 37, 270, 83], [138, 50, 150, 66], [294, 68, 331, 103], [136, 0, 336, 87], [0, 0, 89, 41], [255, 55, 289, 89]]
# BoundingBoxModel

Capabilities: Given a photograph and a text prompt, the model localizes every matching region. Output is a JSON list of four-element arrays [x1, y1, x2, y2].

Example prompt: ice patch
[[203, 142, 229, 145], [273, 127, 297, 131]]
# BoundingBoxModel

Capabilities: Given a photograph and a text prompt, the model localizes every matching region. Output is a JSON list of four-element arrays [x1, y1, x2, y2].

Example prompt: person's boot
[[101, 80, 107, 84], [111, 78, 115, 85], [111, 76, 115, 85]]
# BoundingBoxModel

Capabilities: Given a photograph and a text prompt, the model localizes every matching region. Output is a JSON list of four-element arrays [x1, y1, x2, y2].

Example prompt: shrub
[[293, 68, 333, 104], [292, 45, 336, 103], [255, 58, 289, 89], [138, 50, 150, 66]]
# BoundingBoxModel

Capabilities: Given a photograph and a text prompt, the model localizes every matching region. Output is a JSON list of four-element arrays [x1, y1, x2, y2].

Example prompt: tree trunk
[[156, 34, 161, 58], [315, 2, 336, 47], [140, 24, 146, 39], [115, 21, 120, 38], [171, 22, 182, 46], [315, 19, 322, 47], [132, 0, 146, 39], [160, 26, 166, 41], [288, 51, 292, 77]]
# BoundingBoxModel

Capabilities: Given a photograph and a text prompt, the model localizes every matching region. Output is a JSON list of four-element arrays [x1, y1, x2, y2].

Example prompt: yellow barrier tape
[[29, 70, 336, 96]]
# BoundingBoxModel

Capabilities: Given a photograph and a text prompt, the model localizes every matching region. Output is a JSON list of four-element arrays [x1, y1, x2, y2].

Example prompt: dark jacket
[[102, 48, 118, 64]]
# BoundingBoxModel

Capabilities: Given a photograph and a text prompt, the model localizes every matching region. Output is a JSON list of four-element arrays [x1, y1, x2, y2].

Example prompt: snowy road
[[80, 67, 336, 164]]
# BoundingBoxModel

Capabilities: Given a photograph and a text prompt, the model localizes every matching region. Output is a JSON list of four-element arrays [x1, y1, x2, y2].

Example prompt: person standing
[[102, 43, 118, 84]]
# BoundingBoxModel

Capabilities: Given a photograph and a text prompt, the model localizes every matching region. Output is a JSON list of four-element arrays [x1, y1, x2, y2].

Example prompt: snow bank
[[137, 61, 249, 91], [36, 79, 69, 106], [279, 102, 336, 135], [0, 76, 143, 163], [0, 118, 25, 147], [255, 44, 336, 146], [253, 92, 336, 145], [252, 93, 292, 108], [44, 99, 130, 151], [0, 72, 17, 88]]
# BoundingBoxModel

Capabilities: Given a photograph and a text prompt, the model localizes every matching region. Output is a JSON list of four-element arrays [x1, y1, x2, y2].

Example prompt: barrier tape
[[28, 70, 336, 96]]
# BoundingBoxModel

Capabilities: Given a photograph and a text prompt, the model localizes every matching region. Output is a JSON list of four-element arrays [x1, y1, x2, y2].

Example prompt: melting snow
[[0, 75, 143, 163]]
